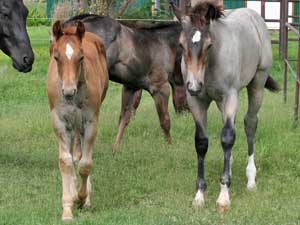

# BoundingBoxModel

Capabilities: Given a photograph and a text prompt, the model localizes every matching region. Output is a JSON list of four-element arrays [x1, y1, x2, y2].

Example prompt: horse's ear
[[52, 20, 63, 41], [76, 21, 85, 41], [170, 1, 183, 22], [205, 2, 223, 22]]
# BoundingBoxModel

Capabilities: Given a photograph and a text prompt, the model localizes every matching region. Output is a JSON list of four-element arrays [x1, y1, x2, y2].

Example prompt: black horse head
[[0, 0, 34, 73]]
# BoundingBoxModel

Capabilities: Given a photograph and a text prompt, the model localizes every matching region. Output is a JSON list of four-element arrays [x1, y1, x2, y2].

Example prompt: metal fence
[[281, 0, 300, 127]]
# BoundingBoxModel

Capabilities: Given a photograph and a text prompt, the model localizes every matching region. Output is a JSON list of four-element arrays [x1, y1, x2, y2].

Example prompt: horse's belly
[[109, 63, 149, 89]]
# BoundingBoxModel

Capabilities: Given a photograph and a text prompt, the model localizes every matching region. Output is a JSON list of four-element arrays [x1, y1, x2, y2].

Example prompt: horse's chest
[[204, 78, 227, 101], [56, 94, 91, 134]]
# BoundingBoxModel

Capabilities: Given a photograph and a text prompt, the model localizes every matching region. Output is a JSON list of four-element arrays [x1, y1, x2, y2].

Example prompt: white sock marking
[[66, 43, 74, 60], [216, 183, 230, 207], [193, 190, 205, 207], [192, 30, 201, 43], [246, 154, 256, 190]]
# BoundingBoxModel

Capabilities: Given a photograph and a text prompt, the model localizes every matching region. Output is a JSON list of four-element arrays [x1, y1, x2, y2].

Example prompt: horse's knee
[[195, 136, 208, 155], [79, 160, 92, 177], [221, 121, 235, 150], [173, 85, 189, 113], [59, 156, 73, 171], [195, 123, 208, 156]]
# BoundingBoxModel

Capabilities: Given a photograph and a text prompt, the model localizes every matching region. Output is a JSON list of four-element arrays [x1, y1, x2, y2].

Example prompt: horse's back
[[222, 8, 272, 70]]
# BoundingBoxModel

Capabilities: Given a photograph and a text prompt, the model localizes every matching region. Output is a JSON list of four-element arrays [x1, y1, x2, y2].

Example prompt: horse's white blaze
[[188, 78, 199, 90], [193, 190, 205, 207], [186, 68, 205, 92], [66, 43, 74, 60], [192, 30, 201, 43], [216, 183, 230, 207], [246, 154, 257, 190]]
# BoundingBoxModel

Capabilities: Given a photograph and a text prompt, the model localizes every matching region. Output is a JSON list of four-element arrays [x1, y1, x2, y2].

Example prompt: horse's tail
[[265, 75, 280, 93]]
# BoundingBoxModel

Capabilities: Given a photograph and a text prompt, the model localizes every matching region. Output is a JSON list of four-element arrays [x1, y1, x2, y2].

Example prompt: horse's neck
[[154, 25, 181, 47], [78, 63, 87, 87]]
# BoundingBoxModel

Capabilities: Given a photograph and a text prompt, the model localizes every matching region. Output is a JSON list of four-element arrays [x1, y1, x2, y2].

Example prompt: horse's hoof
[[216, 203, 230, 215], [192, 191, 205, 209], [166, 137, 172, 145], [192, 199, 205, 209], [62, 207, 73, 221], [83, 199, 91, 209], [112, 143, 119, 155], [247, 182, 257, 192]]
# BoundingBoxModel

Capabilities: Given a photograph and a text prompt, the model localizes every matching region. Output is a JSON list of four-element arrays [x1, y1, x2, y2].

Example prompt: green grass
[[1, 27, 300, 225]]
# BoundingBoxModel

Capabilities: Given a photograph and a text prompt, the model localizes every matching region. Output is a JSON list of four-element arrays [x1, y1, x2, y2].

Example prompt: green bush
[[27, 8, 51, 26], [120, 2, 172, 20]]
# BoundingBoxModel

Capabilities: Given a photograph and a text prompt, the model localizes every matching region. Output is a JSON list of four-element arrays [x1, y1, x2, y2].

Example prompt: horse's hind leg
[[244, 71, 267, 191], [112, 86, 142, 153], [152, 82, 171, 144]]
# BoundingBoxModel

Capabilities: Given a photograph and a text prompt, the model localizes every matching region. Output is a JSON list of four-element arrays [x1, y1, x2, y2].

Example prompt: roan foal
[[47, 21, 108, 220], [171, 0, 279, 213]]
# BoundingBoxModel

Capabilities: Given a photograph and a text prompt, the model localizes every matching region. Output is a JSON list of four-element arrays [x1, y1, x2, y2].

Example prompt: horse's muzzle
[[187, 81, 203, 96], [62, 88, 77, 101], [12, 54, 34, 73]]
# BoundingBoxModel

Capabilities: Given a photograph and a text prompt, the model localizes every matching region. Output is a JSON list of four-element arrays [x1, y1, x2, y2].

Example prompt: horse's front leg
[[52, 112, 77, 221], [187, 94, 211, 208], [77, 115, 98, 208], [216, 91, 238, 213]]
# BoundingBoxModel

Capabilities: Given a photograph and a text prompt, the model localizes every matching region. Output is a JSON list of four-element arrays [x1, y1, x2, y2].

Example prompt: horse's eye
[[3, 14, 9, 20], [207, 43, 212, 50], [54, 56, 59, 62], [79, 56, 84, 62]]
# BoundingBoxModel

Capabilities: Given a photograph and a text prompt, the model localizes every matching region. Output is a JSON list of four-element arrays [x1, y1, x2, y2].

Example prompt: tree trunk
[[115, 0, 132, 17]]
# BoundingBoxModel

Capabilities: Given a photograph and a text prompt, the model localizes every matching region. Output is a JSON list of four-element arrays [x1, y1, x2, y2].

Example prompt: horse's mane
[[120, 21, 180, 30], [66, 14, 179, 31], [66, 14, 104, 23]]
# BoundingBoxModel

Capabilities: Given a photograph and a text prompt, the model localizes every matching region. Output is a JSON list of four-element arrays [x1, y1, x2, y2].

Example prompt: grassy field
[[0, 27, 300, 225]]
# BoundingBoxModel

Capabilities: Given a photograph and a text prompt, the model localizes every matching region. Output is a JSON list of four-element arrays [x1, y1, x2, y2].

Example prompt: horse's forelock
[[62, 26, 77, 36], [189, 0, 223, 26]]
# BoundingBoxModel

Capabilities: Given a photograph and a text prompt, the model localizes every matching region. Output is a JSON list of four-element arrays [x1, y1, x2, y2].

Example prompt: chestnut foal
[[47, 21, 108, 220]]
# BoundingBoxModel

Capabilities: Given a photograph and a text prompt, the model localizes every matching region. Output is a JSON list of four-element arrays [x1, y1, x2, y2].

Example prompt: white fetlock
[[192, 190, 205, 208], [83, 196, 91, 208], [216, 184, 230, 214], [246, 155, 257, 191]]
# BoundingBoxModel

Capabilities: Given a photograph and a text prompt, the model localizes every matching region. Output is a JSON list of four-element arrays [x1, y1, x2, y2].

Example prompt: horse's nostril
[[62, 89, 77, 100], [187, 81, 191, 90], [23, 55, 34, 66], [23, 56, 29, 65], [199, 82, 203, 89]]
